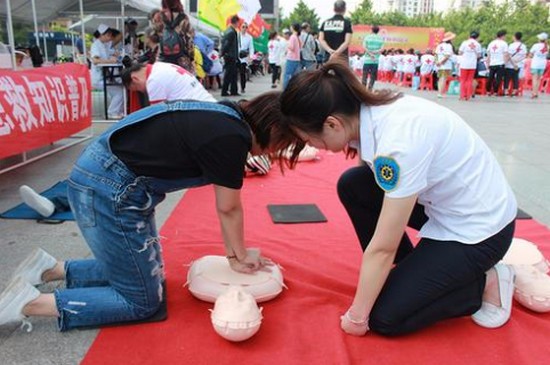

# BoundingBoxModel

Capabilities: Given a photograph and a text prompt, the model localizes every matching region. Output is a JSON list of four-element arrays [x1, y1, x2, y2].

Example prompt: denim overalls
[[55, 101, 243, 331]]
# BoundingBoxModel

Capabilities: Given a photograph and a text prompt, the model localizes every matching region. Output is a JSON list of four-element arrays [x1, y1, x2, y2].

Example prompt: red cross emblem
[[468, 42, 477, 50], [542, 45, 548, 54], [492, 44, 498, 52], [407, 58, 413, 63], [426, 59, 432, 64], [170, 64, 191, 76]]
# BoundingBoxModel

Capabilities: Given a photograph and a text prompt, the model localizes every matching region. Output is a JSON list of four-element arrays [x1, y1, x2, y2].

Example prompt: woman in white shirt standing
[[280, 59, 517, 337], [90, 24, 124, 119], [504, 32, 527, 97], [486, 30, 509, 96], [529, 32, 549, 99], [458, 31, 482, 100], [267, 31, 281, 89]]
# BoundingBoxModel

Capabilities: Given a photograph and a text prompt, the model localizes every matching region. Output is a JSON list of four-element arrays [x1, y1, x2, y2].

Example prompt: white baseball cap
[[97, 24, 110, 35], [537, 32, 548, 41]]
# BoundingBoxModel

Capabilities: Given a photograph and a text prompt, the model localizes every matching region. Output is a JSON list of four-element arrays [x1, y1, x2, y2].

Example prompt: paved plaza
[[0, 73, 549, 364]]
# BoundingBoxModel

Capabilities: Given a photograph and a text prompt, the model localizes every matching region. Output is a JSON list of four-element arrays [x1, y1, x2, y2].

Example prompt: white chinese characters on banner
[[0, 64, 92, 160], [0, 74, 89, 137], [0, 102, 15, 136]]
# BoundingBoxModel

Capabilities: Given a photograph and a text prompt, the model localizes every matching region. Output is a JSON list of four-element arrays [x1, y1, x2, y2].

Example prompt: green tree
[[350, 0, 375, 25], [281, 0, 320, 32]]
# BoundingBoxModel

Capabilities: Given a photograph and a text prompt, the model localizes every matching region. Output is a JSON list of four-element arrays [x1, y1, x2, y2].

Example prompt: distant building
[[374, 0, 549, 15]]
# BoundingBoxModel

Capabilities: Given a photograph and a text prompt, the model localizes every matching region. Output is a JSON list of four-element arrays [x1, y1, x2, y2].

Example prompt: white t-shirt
[[378, 54, 386, 70], [383, 54, 394, 71], [357, 95, 517, 244], [529, 42, 549, 70], [239, 32, 254, 63], [420, 54, 435, 75], [90, 38, 110, 88], [487, 39, 508, 66], [146, 62, 216, 104], [268, 39, 279, 64], [207, 50, 223, 76], [506, 41, 527, 69], [435, 42, 454, 70], [402, 54, 417, 73], [278, 38, 288, 65], [458, 39, 481, 70], [393, 54, 404, 72]]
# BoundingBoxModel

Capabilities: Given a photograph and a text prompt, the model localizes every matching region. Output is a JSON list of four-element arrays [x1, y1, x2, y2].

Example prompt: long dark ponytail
[[279, 58, 401, 165]]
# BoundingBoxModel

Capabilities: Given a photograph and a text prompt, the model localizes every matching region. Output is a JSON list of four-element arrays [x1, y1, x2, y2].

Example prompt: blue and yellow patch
[[374, 156, 400, 192]]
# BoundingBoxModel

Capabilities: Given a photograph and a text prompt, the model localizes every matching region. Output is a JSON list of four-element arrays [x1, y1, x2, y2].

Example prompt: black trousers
[[337, 166, 515, 336], [487, 64, 506, 94], [239, 62, 248, 92], [221, 58, 238, 95], [269, 63, 280, 85], [362, 64, 378, 90], [504, 68, 520, 91]]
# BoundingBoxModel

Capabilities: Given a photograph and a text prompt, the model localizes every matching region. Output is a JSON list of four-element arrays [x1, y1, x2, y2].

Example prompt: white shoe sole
[[12, 248, 57, 286], [19, 185, 55, 217], [0, 277, 40, 328]]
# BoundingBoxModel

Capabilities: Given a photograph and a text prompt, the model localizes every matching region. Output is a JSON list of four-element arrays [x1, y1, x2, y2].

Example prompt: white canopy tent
[[0, 0, 220, 68]]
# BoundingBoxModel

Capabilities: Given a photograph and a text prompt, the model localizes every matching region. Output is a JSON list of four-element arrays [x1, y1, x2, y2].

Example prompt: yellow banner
[[198, 0, 241, 31]]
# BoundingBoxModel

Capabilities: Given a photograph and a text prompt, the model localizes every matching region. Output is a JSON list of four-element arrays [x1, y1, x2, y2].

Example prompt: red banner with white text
[[0, 63, 92, 159]]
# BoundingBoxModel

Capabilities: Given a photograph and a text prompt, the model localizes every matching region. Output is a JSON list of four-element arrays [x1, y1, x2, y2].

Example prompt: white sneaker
[[0, 276, 40, 332], [19, 185, 55, 217], [12, 248, 57, 286], [472, 263, 515, 328]]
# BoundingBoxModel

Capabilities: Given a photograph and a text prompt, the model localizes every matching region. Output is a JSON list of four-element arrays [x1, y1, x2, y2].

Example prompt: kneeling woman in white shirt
[[280, 59, 517, 336]]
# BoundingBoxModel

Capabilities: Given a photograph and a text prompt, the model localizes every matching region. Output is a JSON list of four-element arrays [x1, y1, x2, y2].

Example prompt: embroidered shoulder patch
[[374, 156, 400, 192]]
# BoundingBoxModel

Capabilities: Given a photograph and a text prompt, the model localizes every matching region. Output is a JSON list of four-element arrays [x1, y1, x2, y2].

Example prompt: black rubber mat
[[267, 204, 327, 224]]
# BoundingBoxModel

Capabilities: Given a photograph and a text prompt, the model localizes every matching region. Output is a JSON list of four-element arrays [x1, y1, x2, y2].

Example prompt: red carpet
[[82, 152, 550, 365]]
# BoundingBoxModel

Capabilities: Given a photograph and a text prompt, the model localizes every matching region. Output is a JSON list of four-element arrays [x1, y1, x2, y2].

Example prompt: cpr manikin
[[501, 238, 550, 312], [210, 286, 263, 342]]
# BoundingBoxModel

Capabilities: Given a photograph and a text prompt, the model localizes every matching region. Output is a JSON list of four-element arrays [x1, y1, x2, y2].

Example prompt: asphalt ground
[[0, 71, 549, 364]]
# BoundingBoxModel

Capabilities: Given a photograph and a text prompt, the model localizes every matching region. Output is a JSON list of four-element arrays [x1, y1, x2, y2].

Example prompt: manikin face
[[294, 116, 349, 153]]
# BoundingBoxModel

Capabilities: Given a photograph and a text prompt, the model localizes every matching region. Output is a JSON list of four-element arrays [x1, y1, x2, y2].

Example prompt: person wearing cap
[[458, 31, 482, 100], [300, 22, 317, 71], [528, 32, 549, 99], [90, 24, 124, 119], [435, 31, 455, 98], [504, 32, 527, 97], [319, 0, 353, 64], [486, 30, 509, 96], [362, 25, 384, 90]]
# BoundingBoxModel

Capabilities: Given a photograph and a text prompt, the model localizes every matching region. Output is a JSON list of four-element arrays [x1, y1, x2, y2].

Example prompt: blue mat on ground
[[0, 181, 74, 221]]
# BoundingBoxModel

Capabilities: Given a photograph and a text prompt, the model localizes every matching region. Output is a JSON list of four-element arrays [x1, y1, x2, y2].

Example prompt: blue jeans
[[55, 101, 240, 331], [283, 60, 302, 89], [301, 59, 316, 71]]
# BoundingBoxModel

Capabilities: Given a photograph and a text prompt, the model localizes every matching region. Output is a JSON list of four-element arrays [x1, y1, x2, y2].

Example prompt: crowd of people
[[0, 0, 546, 343], [349, 28, 549, 100]]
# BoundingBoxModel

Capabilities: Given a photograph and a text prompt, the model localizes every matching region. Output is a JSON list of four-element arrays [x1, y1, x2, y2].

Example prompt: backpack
[[160, 12, 187, 63]]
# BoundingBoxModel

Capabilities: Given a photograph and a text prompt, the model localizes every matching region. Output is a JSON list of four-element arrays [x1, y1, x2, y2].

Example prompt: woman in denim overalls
[[1, 93, 292, 332]]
